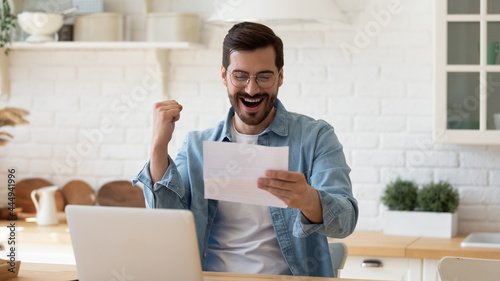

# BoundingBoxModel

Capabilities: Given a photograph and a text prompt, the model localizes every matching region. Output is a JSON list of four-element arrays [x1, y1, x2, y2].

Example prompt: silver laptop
[[66, 205, 203, 281]]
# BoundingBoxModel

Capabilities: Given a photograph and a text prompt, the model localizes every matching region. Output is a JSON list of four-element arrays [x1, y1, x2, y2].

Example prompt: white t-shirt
[[204, 121, 291, 275]]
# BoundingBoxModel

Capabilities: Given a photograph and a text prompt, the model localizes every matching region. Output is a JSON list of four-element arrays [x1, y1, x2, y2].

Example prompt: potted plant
[[382, 178, 460, 238], [381, 177, 418, 211], [418, 181, 459, 213]]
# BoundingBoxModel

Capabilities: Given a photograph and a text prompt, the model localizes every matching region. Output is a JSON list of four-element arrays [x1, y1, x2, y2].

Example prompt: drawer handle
[[361, 259, 383, 268]]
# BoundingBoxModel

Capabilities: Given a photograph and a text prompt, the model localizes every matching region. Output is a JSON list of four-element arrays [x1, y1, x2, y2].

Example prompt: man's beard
[[228, 91, 277, 126]]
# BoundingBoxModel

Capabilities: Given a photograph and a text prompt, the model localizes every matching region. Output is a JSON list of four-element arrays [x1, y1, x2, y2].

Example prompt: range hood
[[208, 0, 346, 24]]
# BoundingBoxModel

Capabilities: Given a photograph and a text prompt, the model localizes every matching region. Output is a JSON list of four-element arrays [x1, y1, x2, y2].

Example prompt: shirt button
[[203, 253, 207, 258]]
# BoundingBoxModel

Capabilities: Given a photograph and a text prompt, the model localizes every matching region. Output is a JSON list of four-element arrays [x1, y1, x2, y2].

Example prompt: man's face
[[222, 46, 283, 131]]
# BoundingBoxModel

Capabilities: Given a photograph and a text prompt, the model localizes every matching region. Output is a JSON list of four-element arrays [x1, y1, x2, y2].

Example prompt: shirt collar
[[219, 98, 289, 142]]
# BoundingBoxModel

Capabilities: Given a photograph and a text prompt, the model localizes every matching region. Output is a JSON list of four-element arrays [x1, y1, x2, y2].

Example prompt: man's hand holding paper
[[203, 141, 289, 208]]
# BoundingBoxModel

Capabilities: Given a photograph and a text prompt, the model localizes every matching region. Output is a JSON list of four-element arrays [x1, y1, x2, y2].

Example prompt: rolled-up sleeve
[[292, 123, 358, 238], [133, 155, 190, 210]]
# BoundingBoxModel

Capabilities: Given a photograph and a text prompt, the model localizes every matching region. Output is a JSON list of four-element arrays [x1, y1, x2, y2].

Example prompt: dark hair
[[222, 22, 284, 70]]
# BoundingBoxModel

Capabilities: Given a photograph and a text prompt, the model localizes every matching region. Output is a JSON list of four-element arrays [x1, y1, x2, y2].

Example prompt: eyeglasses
[[228, 70, 280, 89]]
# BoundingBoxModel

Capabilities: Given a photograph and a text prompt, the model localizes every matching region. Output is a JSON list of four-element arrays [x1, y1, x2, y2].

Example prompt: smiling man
[[134, 22, 358, 278], [225, 46, 279, 132]]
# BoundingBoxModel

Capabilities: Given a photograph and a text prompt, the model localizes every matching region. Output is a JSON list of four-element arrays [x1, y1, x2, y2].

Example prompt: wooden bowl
[[97, 180, 145, 208], [61, 180, 96, 206]]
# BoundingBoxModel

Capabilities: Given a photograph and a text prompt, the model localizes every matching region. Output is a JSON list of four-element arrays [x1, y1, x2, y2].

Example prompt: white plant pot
[[383, 210, 458, 238]]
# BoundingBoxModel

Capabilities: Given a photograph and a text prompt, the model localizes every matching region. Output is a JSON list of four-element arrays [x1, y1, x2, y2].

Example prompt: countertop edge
[[332, 231, 500, 260]]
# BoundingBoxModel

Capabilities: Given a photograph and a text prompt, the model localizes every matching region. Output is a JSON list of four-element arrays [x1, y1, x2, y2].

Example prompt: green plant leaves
[[381, 178, 418, 211], [381, 178, 460, 213], [1, 0, 16, 54], [417, 181, 460, 213]]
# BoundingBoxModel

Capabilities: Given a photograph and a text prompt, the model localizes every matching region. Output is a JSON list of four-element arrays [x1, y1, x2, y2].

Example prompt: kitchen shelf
[[1, 41, 206, 101], [10, 41, 205, 50]]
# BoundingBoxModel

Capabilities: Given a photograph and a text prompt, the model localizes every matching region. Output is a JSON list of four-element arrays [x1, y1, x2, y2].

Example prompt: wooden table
[[329, 230, 419, 257], [12, 218, 500, 260], [406, 235, 500, 259], [328, 230, 500, 259], [12, 215, 500, 261], [10, 262, 379, 281], [1, 218, 384, 280], [5, 218, 500, 281]]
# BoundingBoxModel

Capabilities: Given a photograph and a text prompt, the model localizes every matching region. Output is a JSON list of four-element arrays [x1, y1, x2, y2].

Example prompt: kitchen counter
[[3, 218, 500, 263], [406, 235, 500, 259], [329, 230, 419, 257], [9, 213, 71, 245], [2, 216, 385, 280], [329, 231, 500, 260], [1, 214, 74, 265], [6, 262, 385, 281]]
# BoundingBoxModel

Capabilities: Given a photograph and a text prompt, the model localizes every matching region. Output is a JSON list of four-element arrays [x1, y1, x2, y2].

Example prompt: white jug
[[31, 186, 59, 226]]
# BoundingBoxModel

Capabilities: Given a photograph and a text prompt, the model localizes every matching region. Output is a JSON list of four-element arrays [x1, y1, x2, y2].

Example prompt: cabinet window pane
[[487, 73, 500, 130], [448, 22, 480, 65], [488, 0, 500, 14], [487, 22, 500, 65], [447, 72, 480, 130], [448, 0, 480, 14]]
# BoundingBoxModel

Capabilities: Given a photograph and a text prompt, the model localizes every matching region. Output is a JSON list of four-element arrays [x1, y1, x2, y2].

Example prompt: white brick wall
[[1, 0, 499, 233]]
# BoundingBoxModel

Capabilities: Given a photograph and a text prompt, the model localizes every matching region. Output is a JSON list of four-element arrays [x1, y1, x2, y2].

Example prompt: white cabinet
[[422, 258, 440, 281], [339, 256, 422, 281], [435, 0, 500, 144], [341, 256, 444, 281]]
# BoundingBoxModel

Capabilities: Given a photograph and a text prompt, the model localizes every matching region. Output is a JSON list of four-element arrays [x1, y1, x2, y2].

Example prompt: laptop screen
[[66, 205, 203, 281]]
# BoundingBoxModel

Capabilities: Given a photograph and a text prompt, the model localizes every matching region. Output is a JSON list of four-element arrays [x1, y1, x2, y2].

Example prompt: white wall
[[1, 0, 499, 233]]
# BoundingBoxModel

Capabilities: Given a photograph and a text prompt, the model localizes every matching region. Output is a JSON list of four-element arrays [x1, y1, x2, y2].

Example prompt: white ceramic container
[[384, 210, 458, 238], [74, 13, 124, 41], [146, 12, 200, 43], [17, 12, 64, 42]]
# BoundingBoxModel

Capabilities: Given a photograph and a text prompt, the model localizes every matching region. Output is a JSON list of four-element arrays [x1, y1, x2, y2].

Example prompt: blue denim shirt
[[133, 99, 358, 277]]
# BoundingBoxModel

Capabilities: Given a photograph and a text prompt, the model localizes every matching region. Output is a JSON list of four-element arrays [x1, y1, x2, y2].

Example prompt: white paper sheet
[[203, 141, 288, 208]]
